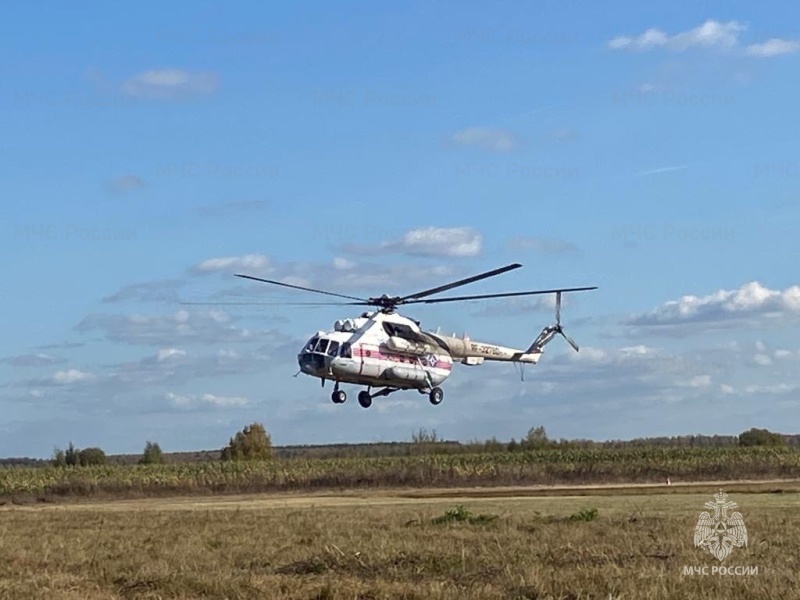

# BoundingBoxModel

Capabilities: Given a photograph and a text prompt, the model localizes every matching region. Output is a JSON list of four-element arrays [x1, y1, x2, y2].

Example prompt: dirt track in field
[[3, 478, 798, 512]]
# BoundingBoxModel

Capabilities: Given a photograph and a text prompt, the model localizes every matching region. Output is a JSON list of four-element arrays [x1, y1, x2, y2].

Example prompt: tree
[[522, 426, 550, 449], [738, 428, 785, 447], [78, 447, 106, 466], [65, 442, 80, 466], [139, 441, 164, 464], [411, 428, 439, 444], [221, 422, 272, 461], [483, 436, 504, 453], [52, 447, 66, 467]]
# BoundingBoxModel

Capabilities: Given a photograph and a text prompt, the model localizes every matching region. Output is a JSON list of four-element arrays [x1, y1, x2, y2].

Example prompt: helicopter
[[229, 263, 597, 408]]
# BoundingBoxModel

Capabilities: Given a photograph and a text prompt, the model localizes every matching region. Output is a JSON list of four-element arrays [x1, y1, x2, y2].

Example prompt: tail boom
[[427, 334, 542, 364]]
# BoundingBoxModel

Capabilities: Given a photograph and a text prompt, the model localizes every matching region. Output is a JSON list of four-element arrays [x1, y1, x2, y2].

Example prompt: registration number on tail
[[470, 343, 501, 356]]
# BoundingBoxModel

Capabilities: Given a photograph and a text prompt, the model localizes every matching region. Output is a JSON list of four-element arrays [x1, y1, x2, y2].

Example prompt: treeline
[[0, 426, 795, 468], [3, 445, 800, 501]]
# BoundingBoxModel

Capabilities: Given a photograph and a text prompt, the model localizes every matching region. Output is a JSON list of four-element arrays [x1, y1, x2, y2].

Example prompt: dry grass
[[0, 489, 797, 599]]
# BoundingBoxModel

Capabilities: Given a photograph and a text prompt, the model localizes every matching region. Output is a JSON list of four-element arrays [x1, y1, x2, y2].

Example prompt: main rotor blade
[[180, 301, 367, 306], [234, 274, 368, 302], [403, 286, 598, 305], [398, 263, 523, 302]]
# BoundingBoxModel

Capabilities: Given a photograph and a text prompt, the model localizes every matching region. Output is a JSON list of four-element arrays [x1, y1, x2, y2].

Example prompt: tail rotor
[[527, 291, 582, 354], [554, 291, 580, 352]]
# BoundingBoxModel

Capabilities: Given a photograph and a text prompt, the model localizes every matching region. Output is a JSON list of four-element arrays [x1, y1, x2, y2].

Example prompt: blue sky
[[2, 3, 800, 457]]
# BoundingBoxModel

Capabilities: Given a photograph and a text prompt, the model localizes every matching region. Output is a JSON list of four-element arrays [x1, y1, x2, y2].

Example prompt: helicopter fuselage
[[296, 310, 544, 406]]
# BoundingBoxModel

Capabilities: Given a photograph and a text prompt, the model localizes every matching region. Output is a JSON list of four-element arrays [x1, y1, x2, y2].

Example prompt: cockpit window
[[304, 336, 318, 352], [340, 343, 351, 358], [327, 341, 339, 356], [314, 338, 329, 353]]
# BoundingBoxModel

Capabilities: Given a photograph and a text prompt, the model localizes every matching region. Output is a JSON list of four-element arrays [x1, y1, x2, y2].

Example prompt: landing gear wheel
[[331, 390, 346, 404], [429, 387, 443, 405], [358, 391, 372, 408]]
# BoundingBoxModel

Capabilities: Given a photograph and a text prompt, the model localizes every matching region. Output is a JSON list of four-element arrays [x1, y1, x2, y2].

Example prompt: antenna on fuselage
[[513, 360, 526, 382]]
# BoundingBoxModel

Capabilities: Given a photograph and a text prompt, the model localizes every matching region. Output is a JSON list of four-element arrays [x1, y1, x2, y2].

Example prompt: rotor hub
[[367, 294, 402, 310]]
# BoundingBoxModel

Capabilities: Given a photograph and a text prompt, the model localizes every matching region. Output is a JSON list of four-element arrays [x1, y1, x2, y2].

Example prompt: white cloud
[[574, 346, 607, 362], [340, 227, 482, 259], [625, 281, 800, 333], [52, 369, 94, 384], [619, 345, 658, 356], [193, 254, 271, 274], [332, 257, 355, 270], [688, 375, 711, 388], [745, 38, 800, 57], [753, 353, 772, 366], [120, 69, 218, 99], [389, 227, 482, 257], [610, 20, 799, 60], [608, 20, 745, 52], [166, 392, 249, 408], [451, 127, 518, 152], [202, 393, 248, 407], [157, 348, 186, 361], [166, 392, 192, 406]]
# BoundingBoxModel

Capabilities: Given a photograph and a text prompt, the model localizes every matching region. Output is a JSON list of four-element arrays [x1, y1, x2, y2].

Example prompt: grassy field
[[3, 446, 800, 502], [1, 487, 797, 599]]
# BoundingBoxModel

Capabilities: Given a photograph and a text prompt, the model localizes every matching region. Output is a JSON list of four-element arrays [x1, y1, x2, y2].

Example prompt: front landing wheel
[[429, 387, 443, 405], [331, 390, 346, 404]]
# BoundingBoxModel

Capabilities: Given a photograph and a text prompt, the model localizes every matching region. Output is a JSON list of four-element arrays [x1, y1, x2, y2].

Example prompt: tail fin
[[526, 325, 557, 354]]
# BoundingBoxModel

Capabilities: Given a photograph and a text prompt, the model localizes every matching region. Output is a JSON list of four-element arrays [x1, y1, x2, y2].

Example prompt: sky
[[2, 2, 800, 458]]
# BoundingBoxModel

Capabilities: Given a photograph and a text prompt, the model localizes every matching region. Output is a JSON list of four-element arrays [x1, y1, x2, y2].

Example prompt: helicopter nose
[[297, 349, 325, 374]]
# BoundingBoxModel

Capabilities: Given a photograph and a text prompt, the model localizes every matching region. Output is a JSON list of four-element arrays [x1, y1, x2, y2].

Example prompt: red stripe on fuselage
[[353, 344, 452, 371]]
